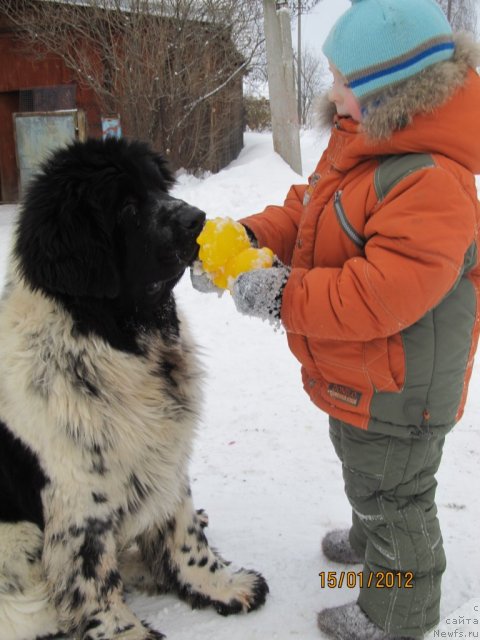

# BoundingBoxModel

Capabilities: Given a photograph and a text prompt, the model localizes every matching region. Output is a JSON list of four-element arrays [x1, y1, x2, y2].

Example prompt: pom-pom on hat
[[323, 0, 455, 102]]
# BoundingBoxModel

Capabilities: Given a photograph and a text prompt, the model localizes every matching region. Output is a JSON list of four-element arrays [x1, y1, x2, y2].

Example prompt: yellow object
[[197, 217, 274, 290], [197, 218, 250, 271]]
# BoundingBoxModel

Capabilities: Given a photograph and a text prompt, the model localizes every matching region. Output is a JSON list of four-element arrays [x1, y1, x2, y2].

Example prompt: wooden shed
[[0, 4, 245, 202]]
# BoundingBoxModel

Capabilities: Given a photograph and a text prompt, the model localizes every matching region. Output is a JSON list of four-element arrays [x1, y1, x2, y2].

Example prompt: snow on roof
[[37, 0, 209, 20]]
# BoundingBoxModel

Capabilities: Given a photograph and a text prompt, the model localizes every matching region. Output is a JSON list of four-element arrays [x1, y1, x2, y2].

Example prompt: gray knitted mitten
[[231, 263, 290, 324], [190, 260, 223, 296]]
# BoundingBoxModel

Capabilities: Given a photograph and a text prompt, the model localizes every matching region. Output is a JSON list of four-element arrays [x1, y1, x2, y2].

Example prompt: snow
[[1, 130, 479, 639]]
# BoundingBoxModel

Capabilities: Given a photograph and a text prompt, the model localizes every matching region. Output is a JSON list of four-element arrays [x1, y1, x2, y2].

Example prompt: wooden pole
[[262, 0, 302, 175], [297, 0, 302, 125]]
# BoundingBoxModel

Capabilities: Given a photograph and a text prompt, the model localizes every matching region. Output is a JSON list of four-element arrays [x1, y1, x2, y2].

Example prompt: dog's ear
[[152, 154, 175, 191], [15, 172, 121, 299]]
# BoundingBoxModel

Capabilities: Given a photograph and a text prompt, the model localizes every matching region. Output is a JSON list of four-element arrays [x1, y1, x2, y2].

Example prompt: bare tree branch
[[435, 0, 477, 32], [2, 0, 263, 171], [293, 45, 327, 126], [290, 0, 322, 18]]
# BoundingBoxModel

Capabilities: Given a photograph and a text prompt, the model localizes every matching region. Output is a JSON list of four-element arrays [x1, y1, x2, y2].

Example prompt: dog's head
[[14, 138, 205, 302]]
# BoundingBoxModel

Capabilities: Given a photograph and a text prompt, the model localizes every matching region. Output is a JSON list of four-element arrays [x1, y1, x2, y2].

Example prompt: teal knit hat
[[322, 0, 455, 102]]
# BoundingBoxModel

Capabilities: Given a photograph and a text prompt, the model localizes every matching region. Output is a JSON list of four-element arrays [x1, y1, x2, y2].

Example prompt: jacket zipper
[[333, 191, 365, 250]]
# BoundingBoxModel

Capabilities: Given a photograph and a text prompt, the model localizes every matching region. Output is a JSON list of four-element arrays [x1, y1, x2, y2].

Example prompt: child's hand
[[196, 217, 252, 290], [190, 260, 224, 296], [195, 217, 272, 291], [231, 260, 290, 325]]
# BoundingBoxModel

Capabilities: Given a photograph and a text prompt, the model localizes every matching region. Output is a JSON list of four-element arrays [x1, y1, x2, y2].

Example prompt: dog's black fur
[[15, 138, 200, 352], [0, 138, 268, 640]]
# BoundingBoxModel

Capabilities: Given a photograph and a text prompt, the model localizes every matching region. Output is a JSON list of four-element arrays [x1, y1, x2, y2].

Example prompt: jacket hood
[[317, 33, 480, 174]]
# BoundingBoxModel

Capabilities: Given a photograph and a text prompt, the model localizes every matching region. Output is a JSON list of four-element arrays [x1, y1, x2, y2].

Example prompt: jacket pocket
[[364, 334, 405, 393]]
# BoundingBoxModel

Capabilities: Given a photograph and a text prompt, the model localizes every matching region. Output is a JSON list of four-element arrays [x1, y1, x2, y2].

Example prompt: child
[[193, 0, 480, 637]]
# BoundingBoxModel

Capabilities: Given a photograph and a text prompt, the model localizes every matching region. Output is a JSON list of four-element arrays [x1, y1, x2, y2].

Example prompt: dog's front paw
[[212, 569, 269, 616], [81, 617, 165, 640], [140, 622, 166, 640], [183, 567, 269, 616]]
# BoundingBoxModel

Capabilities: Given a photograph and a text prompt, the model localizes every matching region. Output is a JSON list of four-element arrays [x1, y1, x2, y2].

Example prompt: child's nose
[[328, 87, 339, 104]]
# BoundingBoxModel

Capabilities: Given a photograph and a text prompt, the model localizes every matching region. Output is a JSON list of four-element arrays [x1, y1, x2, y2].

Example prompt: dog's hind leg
[[0, 521, 59, 640], [137, 486, 269, 616]]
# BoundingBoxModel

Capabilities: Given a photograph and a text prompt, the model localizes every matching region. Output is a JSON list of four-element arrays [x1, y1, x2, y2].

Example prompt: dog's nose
[[176, 206, 206, 235]]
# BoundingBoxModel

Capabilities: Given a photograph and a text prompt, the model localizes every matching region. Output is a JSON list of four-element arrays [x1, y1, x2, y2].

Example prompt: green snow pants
[[329, 417, 449, 638]]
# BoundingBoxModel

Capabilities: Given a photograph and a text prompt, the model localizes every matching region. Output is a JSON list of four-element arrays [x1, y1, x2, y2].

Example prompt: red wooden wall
[[0, 19, 102, 201]]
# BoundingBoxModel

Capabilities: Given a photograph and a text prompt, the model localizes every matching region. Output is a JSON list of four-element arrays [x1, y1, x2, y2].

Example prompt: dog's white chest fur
[[0, 280, 202, 540]]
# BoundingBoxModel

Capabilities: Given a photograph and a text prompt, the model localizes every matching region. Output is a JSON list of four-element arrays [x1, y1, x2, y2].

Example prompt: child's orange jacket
[[242, 45, 480, 434]]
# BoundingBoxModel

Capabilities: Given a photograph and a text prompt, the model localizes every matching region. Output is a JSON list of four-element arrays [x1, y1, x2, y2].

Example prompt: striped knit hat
[[322, 0, 455, 103]]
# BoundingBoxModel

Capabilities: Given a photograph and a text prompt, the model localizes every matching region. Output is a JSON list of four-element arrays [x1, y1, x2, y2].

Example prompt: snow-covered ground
[[1, 130, 479, 639]]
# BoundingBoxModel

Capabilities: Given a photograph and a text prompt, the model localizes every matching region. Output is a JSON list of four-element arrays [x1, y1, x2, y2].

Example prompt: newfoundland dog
[[0, 138, 268, 640]]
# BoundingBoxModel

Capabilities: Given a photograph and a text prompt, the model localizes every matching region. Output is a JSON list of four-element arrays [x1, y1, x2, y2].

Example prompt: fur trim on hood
[[316, 32, 480, 140]]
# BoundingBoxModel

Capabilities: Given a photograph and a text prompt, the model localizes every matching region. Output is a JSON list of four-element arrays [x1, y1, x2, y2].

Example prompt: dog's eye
[[119, 203, 139, 226]]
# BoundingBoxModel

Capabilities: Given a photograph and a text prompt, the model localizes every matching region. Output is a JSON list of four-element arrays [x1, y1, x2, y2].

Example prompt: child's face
[[328, 64, 363, 122]]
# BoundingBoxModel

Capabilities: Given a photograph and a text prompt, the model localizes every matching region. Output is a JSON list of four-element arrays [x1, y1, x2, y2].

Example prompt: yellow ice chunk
[[224, 247, 274, 288], [197, 217, 250, 272], [196, 217, 274, 290]]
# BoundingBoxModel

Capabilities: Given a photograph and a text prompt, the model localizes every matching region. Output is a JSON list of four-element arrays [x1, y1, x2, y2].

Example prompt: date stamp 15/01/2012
[[319, 571, 414, 590]]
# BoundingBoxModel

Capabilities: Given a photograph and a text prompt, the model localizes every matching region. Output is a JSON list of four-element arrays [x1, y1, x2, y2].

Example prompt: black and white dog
[[0, 138, 268, 640]]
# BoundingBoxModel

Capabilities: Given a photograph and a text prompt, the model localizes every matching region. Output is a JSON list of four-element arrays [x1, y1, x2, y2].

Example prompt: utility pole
[[262, 0, 302, 175], [447, 0, 452, 20], [297, 0, 302, 125]]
